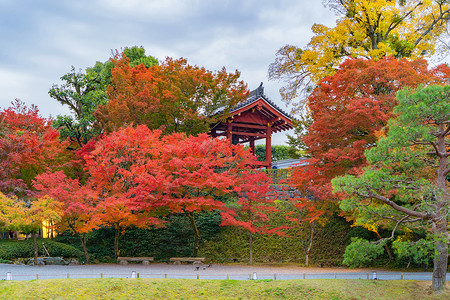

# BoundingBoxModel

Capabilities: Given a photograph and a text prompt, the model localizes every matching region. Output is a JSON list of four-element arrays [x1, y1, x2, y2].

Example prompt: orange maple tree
[[0, 192, 62, 265], [33, 171, 98, 263], [94, 55, 248, 135]]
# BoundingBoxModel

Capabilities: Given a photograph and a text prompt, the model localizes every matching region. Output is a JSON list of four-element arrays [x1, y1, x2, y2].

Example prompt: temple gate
[[209, 83, 294, 168]]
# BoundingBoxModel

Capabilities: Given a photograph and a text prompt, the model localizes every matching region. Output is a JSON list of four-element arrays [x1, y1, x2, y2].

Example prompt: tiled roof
[[216, 83, 294, 121]]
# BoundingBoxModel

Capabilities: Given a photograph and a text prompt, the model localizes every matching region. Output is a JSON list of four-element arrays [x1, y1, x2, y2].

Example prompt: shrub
[[200, 211, 350, 265], [392, 239, 434, 268], [0, 239, 83, 260], [342, 237, 384, 268]]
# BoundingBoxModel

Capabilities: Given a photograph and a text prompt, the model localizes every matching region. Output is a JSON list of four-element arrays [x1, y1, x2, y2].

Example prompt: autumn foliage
[[290, 57, 450, 218], [270, 0, 450, 107], [0, 100, 70, 197], [95, 56, 249, 135], [0, 192, 63, 264], [33, 171, 98, 263], [31, 125, 276, 258]]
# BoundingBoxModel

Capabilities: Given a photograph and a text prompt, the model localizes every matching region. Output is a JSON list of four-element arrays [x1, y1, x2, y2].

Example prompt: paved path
[[0, 263, 446, 281]]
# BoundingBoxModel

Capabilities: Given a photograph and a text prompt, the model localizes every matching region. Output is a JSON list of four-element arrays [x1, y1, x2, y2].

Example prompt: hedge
[[0, 238, 83, 260]]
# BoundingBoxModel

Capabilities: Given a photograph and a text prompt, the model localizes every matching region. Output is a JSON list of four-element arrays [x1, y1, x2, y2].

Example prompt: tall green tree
[[269, 0, 450, 110], [333, 84, 450, 292], [49, 67, 106, 148], [49, 46, 158, 149]]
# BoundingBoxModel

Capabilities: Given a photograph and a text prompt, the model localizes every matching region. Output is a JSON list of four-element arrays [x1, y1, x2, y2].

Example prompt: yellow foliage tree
[[269, 0, 450, 110], [0, 193, 62, 264]]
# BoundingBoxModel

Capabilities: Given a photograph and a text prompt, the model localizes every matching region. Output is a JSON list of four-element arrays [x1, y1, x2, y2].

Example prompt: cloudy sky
[[0, 0, 337, 144]]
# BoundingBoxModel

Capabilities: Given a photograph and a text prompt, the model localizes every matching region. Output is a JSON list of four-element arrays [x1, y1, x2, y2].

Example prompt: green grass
[[0, 278, 447, 299]]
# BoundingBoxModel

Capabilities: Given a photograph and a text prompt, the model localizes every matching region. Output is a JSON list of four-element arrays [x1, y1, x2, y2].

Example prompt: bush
[[0, 239, 83, 260], [342, 237, 384, 268], [392, 239, 434, 268]]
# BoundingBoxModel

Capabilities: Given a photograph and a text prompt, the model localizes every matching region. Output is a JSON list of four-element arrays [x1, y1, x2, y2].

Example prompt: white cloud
[[0, 0, 339, 144], [0, 69, 32, 105], [95, 0, 197, 21]]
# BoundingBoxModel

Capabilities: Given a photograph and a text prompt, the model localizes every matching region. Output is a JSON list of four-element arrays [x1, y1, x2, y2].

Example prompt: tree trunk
[[432, 218, 448, 292], [78, 233, 90, 264], [304, 222, 315, 267], [249, 231, 253, 265], [374, 231, 393, 260], [384, 244, 393, 261], [187, 212, 200, 257], [432, 124, 448, 292], [114, 226, 120, 259], [69, 222, 90, 264], [32, 232, 39, 265]]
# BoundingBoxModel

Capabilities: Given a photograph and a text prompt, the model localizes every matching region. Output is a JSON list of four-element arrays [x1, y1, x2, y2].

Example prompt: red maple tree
[[221, 170, 283, 264], [291, 57, 450, 219], [83, 126, 164, 258], [85, 125, 277, 257], [33, 171, 98, 263], [0, 100, 71, 197]]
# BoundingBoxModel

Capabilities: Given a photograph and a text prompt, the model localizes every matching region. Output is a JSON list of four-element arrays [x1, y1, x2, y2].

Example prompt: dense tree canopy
[[49, 46, 158, 148], [95, 56, 248, 136], [269, 0, 450, 110], [289, 57, 450, 220], [33, 171, 98, 263], [76, 125, 274, 256], [333, 84, 450, 292], [0, 100, 70, 197]]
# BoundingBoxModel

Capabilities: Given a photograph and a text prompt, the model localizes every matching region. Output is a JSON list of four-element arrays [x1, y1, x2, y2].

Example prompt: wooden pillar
[[265, 125, 272, 168], [249, 138, 255, 154], [227, 121, 232, 140]]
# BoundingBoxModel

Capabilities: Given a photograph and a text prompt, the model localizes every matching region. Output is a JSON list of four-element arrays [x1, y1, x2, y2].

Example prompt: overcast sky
[[0, 0, 338, 144]]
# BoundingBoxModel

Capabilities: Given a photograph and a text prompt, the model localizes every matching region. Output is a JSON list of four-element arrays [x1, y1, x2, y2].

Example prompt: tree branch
[[374, 215, 411, 245], [444, 168, 450, 176], [443, 124, 450, 136], [413, 7, 450, 48], [384, 2, 423, 42], [356, 190, 428, 219]]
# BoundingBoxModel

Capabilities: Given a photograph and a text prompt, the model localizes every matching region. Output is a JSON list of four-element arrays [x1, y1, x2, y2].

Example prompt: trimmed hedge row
[[199, 213, 350, 265], [0, 238, 83, 260], [54, 209, 354, 265], [54, 212, 222, 262]]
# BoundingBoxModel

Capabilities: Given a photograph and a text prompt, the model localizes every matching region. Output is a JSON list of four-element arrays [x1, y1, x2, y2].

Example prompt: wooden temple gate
[[209, 83, 294, 168]]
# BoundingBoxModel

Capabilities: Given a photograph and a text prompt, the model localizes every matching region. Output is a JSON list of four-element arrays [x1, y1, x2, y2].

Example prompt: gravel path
[[0, 263, 441, 281]]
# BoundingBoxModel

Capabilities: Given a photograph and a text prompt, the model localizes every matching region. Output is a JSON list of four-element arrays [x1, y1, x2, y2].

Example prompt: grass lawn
[[0, 278, 448, 299]]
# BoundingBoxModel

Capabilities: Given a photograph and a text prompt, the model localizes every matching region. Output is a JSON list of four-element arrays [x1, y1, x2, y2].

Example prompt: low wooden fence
[[2, 271, 437, 281]]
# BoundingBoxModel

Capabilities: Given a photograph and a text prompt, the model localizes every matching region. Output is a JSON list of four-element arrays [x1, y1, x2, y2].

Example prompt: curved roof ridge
[[230, 83, 294, 121], [213, 83, 295, 122]]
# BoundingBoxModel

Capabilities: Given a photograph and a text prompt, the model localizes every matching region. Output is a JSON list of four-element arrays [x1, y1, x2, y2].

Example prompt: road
[[1, 263, 446, 281]]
